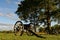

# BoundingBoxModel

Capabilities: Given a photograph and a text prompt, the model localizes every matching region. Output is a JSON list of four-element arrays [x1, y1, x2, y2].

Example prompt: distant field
[[0, 33, 60, 40]]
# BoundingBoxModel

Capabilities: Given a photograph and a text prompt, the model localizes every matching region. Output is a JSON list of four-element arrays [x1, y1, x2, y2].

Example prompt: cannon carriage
[[14, 20, 34, 36]]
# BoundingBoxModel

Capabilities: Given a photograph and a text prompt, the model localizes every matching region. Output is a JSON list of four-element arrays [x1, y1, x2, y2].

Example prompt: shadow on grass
[[27, 29, 46, 39]]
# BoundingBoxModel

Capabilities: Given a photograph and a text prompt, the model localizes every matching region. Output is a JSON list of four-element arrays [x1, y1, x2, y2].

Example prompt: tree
[[15, 0, 60, 34], [16, 0, 43, 32]]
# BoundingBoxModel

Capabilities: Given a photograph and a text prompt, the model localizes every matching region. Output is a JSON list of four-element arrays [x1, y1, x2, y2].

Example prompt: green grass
[[0, 33, 60, 40]]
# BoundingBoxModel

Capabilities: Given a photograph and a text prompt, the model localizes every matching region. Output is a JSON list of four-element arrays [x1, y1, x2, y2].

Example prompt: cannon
[[14, 20, 34, 36]]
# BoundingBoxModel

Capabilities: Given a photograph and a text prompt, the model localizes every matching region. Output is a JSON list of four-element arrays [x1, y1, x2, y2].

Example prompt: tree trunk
[[46, 13, 51, 34], [34, 23, 36, 32], [34, 17, 36, 32], [45, 9, 51, 34]]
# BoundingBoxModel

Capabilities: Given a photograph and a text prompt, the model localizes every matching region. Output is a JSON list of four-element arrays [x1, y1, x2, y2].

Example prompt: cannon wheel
[[14, 21, 24, 36]]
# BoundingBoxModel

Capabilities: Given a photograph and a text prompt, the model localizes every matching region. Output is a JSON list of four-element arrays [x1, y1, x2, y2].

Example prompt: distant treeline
[[0, 30, 14, 33]]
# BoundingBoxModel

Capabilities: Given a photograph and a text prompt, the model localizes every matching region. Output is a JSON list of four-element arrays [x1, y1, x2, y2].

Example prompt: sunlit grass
[[0, 33, 60, 40]]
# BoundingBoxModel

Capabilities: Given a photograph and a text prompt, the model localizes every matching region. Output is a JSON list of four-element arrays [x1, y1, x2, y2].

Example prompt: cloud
[[6, 13, 15, 18], [14, 0, 24, 5], [0, 12, 19, 20], [0, 7, 14, 14], [15, 1, 20, 4], [0, 8, 18, 20], [0, 12, 3, 16], [0, 24, 13, 31], [0, 23, 13, 26], [6, 13, 19, 20], [6, 0, 20, 4], [6, 0, 11, 4], [6, 0, 24, 5], [0, 12, 15, 18]]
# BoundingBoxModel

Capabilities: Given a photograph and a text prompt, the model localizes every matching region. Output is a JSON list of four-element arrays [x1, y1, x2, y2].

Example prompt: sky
[[0, 0, 23, 30], [0, 0, 58, 31], [0, 0, 22, 24]]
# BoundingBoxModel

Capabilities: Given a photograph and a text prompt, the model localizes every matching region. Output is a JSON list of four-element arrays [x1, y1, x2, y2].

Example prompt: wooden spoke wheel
[[14, 21, 24, 36]]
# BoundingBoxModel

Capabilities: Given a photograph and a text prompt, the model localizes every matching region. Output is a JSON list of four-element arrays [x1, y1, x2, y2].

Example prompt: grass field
[[0, 33, 60, 40]]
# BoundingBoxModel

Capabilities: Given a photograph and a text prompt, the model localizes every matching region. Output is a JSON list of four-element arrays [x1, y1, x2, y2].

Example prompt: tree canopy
[[15, 0, 60, 33]]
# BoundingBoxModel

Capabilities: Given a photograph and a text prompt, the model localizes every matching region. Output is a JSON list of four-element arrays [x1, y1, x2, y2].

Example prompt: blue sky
[[0, 0, 58, 26], [0, 0, 23, 24]]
